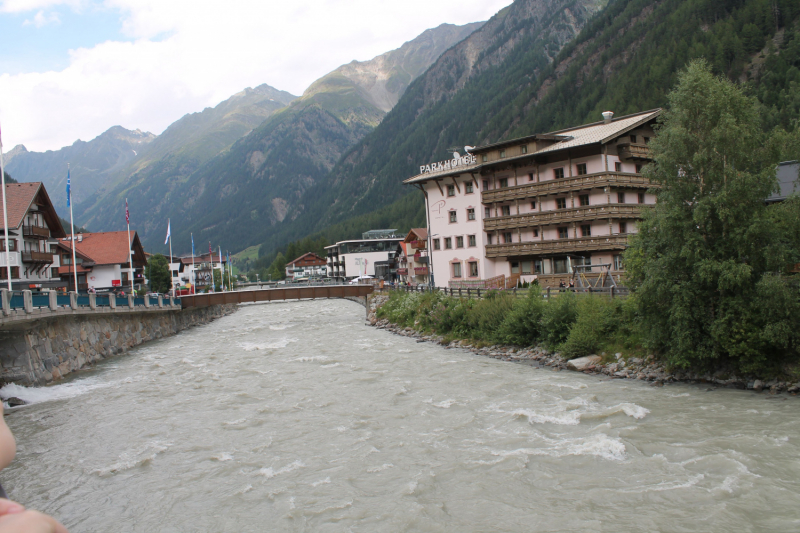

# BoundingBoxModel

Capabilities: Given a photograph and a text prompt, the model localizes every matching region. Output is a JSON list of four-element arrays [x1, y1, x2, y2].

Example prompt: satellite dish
[[464, 145, 475, 153]]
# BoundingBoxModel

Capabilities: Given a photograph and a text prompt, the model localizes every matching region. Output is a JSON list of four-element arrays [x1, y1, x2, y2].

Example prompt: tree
[[145, 254, 171, 294], [626, 59, 800, 374], [268, 252, 287, 280]]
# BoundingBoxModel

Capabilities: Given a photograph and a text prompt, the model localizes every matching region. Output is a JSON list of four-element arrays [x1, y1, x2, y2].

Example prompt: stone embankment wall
[[0, 305, 237, 386]]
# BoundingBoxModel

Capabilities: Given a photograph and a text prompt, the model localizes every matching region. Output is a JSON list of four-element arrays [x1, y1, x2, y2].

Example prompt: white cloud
[[0, 0, 512, 151], [22, 9, 60, 27]]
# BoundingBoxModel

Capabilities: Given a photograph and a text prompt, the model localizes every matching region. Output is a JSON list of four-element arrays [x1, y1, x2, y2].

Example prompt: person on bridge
[[0, 403, 68, 532]]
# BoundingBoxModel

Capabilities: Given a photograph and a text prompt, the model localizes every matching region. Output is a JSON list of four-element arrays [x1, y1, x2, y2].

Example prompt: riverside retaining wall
[[0, 304, 237, 386]]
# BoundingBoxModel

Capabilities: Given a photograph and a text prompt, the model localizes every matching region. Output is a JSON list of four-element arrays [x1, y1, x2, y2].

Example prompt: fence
[[385, 284, 630, 300], [0, 289, 181, 319]]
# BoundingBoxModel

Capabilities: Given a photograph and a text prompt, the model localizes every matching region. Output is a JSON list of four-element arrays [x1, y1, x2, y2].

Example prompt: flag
[[191, 233, 195, 256], [165, 220, 171, 245], [219, 246, 223, 267], [66, 169, 71, 208], [209, 241, 212, 256], [125, 199, 130, 225]]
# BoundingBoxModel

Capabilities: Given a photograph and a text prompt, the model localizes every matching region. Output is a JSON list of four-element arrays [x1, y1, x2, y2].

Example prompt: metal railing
[[0, 289, 181, 321]]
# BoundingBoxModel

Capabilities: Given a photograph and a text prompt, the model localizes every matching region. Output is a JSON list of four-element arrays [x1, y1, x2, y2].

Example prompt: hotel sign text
[[419, 153, 476, 175]]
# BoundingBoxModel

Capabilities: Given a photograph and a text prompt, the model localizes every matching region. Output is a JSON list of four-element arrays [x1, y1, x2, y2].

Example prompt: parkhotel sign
[[419, 153, 477, 175]]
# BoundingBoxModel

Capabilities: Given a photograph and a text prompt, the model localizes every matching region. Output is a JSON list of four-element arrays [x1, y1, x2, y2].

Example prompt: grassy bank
[[376, 289, 645, 364]]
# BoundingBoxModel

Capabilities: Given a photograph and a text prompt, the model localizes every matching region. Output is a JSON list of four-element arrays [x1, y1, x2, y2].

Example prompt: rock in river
[[567, 355, 602, 372]]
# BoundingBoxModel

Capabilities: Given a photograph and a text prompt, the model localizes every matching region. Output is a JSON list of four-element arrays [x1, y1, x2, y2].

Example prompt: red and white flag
[[125, 199, 130, 225]]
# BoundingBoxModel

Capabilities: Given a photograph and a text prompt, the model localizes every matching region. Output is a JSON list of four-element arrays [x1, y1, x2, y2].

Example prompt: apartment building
[[404, 109, 660, 287], [326, 230, 402, 282], [285, 252, 327, 280], [0, 182, 67, 290]]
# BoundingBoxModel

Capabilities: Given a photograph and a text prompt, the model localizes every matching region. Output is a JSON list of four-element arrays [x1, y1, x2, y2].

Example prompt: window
[[50, 267, 58, 278], [534, 260, 543, 274], [581, 224, 592, 237], [482, 180, 489, 191], [638, 192, 645, 204], [521, 261, 532, 275], [503, 232, 513, 244], [617, 192, 626, 204], [62, 254, 71, 265], [521, 145, 528, 154], [467, 208, 475, 221], [635, 163, 643, 173], [485, 207, 491, 218], [579, 194, 589, 206], [456, 236, 464, 248], [0, 239, 16, 251], [619, 221, 627, 234], [469, 261, 478, 277], [630, 134, 637, 143], [643, 136, 650, 144], [556, 198, 567, 210], [553, 258, 569, 274], [511, 262, 520, 274], [558, 227, 569, 239], [554, 167, 564, 179], [499, 178, 508, 188], [613, 254, 624, 271], [452, 262, 462, 278], [501, 205, 511, 217], [615, 161, 622, 172], [468, 235, 476, 247], [447, 184, 455, 197], [449, 211, 457, 223], [433, 239, 441, 250], [533, 228, 539, 237], [576, 163, 587, 175], [482, 154, 488, 162], [499, 149, 506, 158], [444, 238, 452, 249], [0, 267, 19, 279], [487, 233, 493, 244], [465, 182, 473, 194], [529, 173, 535, 181], [531, 201, 537, 210]]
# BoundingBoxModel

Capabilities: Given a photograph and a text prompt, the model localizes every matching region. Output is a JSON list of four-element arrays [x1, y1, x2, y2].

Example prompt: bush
[[540, 292, 578, 348], [560, 296, 625, 358], [497, 289, 545, 346], [465, 291, 515, 341]]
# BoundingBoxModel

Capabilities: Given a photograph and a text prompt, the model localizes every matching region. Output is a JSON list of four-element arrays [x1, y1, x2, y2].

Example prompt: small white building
[[325, 230, 402, 282], [57, 231, 147, 292]]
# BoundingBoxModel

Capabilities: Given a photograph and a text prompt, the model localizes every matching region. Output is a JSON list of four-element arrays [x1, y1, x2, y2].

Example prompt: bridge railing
[[0, 289, 182, 320]]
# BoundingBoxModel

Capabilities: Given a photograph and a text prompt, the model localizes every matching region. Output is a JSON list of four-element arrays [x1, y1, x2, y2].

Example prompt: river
[[1, 300, 798, 532]]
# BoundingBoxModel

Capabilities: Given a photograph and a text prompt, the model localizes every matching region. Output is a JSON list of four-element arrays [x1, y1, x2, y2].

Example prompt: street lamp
[[428, 233, 439, 289], [256, 273, 259, 288]]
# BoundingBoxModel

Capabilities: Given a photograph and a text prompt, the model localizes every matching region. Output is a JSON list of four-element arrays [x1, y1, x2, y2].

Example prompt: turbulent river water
[[1, 300, 799, 532]]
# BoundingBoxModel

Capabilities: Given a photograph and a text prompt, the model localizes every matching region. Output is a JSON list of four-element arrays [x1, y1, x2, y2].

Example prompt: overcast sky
[[0, 0, 512, 152]]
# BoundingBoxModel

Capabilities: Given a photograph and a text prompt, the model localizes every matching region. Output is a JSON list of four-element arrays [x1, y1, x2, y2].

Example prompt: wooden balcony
[[617, 142, 652, 161], [22, 225, 50, 239], [481, 172, 658, 203], [22, 251, 55, 264], [484, 204, 647, 230], [485, 235, 630, 258], [414, 267, 429, 275], [410, 240, 426, 249]]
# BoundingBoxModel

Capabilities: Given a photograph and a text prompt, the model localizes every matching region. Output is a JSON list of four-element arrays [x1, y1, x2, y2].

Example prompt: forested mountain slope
[[4, 127, 155, 214], [253, 0, 800, 261], [129, 22, 482, 253], [75, 83, 296, 231]]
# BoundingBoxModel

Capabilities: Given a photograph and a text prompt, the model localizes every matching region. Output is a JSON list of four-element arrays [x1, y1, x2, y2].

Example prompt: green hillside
[[253, 0, 800, 260]]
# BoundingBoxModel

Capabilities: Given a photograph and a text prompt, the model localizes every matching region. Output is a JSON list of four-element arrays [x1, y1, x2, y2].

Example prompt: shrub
[[560, 296, 625, 358], [540, 292, 578, 348], [498, 289, 545, 346], [465, 291, 515, 341]]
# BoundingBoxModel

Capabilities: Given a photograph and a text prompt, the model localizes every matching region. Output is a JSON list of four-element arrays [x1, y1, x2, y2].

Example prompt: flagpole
[[68, 165, 78, 293], [0, 123, 12, 291], [168, 219, 174, 297], [126, 198, 133, 295], [227, 251, 232, 291], [191, 233, 196, 294]]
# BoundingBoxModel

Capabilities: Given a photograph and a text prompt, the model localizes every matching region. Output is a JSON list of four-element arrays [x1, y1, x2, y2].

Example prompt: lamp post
[[428, 233, 438, 290], [256, 273, 259, 288]]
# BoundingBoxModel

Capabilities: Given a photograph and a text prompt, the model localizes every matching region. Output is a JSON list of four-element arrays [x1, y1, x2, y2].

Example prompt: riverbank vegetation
[[379, 60, 800, 377]]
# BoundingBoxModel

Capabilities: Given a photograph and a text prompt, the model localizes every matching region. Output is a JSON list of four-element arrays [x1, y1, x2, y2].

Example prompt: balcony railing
[[485, 235, 630, 258], [617, 142, 652, 161], [22, 251, 55, 264], [484, 204, 647, 231], [410, 240, 426, 249], [414, 267, 429, 275], [396, 268, 408, 275], [22, 225, 50, 239], [481, 172, 658, 203]]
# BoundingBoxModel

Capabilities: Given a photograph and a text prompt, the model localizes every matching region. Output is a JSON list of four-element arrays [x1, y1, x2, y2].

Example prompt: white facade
[[326, 238, 402, 281]]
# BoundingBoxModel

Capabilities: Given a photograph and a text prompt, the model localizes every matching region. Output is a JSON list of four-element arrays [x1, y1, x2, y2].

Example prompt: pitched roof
[[178, 253, 224, 265], [287, 252, 326, 266], [404, 228, 428, 242], [0, 182, 66, 237], [404, 109, 661, 184], [59, 231, 146, 266]]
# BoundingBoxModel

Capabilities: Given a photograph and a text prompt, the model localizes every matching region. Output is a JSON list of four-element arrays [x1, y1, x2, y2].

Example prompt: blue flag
[[191, 233, 195, 256], [66, 169, 71, 207]]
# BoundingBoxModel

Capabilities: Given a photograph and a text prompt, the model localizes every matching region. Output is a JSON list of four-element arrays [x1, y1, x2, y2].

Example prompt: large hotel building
[[404, 109, 660, 288]]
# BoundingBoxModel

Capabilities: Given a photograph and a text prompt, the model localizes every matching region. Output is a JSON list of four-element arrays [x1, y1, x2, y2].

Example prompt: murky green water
[[2, 300, 799, 532]]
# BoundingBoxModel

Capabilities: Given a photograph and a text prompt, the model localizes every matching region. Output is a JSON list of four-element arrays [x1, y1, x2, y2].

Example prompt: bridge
[[179, 284, 375, 308]]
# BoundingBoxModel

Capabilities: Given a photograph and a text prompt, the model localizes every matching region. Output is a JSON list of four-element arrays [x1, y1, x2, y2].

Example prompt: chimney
[[602, 111, 614, 124]]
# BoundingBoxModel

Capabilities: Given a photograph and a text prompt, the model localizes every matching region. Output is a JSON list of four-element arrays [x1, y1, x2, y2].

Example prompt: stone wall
[[0, 305, 237, 386]]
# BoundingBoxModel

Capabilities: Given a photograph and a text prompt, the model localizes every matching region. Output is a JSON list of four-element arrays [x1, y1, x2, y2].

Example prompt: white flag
[[164, 219, 171, 245]]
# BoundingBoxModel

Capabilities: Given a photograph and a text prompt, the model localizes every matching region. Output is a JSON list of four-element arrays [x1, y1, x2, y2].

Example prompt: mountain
[[89, 21, 483, 254], [74, 83, 296, 227], [250, 0, 800, 261], [4, 127, 156, 213]]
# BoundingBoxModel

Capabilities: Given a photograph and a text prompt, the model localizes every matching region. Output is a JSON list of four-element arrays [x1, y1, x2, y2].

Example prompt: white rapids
[[2, 300, 799, 532]]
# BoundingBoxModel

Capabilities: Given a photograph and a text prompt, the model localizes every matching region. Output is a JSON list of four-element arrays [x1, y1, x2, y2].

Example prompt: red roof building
[[285, 252, 327, 279], [57, 231, 147, 292]]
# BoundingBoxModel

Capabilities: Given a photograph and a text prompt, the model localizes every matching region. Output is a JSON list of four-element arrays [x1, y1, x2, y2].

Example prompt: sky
[[0, 0, 513, 152]]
